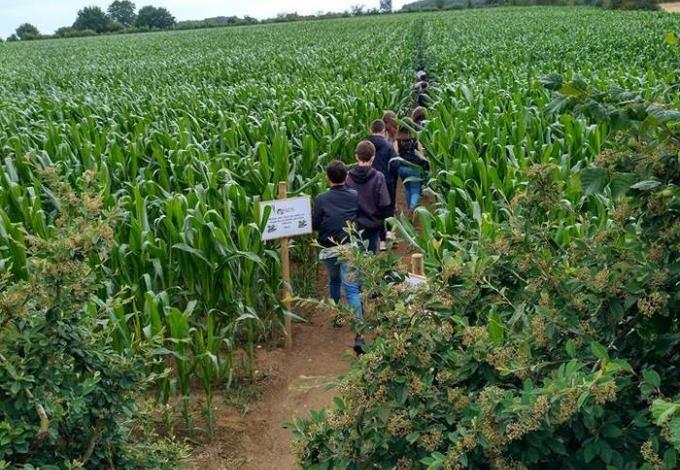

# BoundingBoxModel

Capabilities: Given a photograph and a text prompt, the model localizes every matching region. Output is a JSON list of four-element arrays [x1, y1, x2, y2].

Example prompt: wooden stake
[[411, 253, 425, 277], [279, 181, 293, 350]]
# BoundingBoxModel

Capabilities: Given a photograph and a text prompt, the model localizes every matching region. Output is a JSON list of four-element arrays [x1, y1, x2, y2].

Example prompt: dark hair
[[371, 119, 385, 134], [382, 111, 397, 126], [415, 81, 429, 92], [326, 160, 348, 184], [355, 140, 376, 163], [397, 118, 418, 140], [412, 107, 427, 124]]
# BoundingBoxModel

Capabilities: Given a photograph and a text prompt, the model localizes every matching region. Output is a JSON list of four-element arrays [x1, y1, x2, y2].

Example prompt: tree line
[[3, 1, 176, 42], [1, 1, 399, 42], [2, 0, 661, 43]]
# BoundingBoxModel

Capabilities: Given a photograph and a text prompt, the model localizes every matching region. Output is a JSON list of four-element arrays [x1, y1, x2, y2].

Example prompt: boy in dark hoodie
[[367, 119, 399, 251], [346, 140, 392, 254], [312, 160, 363, 320]]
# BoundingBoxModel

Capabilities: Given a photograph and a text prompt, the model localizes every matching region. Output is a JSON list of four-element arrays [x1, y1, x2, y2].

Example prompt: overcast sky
[[1, 0, 410, 39]]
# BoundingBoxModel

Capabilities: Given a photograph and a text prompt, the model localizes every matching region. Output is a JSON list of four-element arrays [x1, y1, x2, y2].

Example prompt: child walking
[[312, 160, 369, 354], [346, 141, 392, 254], [312, 160, 362, 319], [397, 118, 429, 212], [367, 120, 399, 251]]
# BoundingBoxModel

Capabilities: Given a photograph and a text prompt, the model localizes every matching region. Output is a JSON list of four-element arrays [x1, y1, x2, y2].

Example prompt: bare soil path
[[184, 310, 356, 470], [184, 185, 419, 470]]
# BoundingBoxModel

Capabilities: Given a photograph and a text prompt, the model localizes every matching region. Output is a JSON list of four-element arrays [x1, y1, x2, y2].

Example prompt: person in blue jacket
[[312, 160, 362, 319]]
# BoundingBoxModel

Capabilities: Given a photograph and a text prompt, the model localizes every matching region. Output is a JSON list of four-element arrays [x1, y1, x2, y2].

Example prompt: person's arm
[[389, 143, 398, 160], [377, 176, 392, 218], [312, 196, 323, 232], [417, 140, 427, 160]]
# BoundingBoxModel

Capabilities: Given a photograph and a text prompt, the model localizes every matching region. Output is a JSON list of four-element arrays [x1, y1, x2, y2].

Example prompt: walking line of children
[[311, 69, 431, 354]]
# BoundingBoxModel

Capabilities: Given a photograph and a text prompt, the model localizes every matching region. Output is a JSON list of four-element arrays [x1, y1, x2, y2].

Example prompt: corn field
[[1, 6, 679, 439]]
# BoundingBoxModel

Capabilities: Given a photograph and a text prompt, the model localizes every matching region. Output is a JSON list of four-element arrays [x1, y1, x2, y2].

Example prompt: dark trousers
[[380, 177, 398, 242], [361, 226, 381, 254]]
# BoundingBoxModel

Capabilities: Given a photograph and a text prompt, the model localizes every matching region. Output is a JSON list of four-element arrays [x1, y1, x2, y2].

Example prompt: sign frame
[[259, 195, 313, 242]]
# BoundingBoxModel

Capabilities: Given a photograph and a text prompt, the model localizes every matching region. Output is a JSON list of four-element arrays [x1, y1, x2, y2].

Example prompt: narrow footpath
[[186, 184, 418, 470], [186, 308, 356, 470], [187, 43, 431, 468]]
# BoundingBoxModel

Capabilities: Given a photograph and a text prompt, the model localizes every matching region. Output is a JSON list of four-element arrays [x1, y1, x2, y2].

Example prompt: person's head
[[326, 160, 348, 186], [416, 70, 427, 81], [370, 119, 385, 136], [397, 117, 418, 140], [415, 81, 429, 92], [412, 106, 427, 125], [355, 140, 376, 166], [382, 111, 398, 137]]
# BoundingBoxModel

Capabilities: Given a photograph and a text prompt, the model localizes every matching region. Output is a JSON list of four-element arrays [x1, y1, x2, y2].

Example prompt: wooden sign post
[[411, 254, 425, 277], [406, 253, 427, 287], [259, 182, 312, 350], [278, 182, 293, 350]]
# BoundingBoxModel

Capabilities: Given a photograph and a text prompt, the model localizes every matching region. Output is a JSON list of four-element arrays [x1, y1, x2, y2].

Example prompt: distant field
[[661, 1, 680, 12], [1, 6, 680, 469]]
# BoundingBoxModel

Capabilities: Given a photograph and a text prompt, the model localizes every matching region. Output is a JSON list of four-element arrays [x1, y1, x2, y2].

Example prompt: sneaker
[[379, 241, 387, 252], [386, 231, 397, 241], [353, 335, 365, 356], [333, 316, 345, 328]]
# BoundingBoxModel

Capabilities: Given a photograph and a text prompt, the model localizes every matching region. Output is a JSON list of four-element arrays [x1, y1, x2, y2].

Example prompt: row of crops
[[296, 7, 680, 470], [1, 5, 679, 468], [0, 15, 422, 440]]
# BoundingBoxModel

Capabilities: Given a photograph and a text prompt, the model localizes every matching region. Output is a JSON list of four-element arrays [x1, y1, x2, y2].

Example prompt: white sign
[[405, 273, 428, 288], [260, 196, 313, 241]]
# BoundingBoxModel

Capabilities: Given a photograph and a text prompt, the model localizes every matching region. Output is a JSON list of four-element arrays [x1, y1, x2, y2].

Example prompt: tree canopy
[[135, 6, 176, 29], [108, 1, 137, 27], [380, 0, 394, 12], [15, 23, 40, 41], [73, 6, 111, 33]]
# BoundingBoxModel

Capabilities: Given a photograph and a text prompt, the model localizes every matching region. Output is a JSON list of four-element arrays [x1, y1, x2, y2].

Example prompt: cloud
[[1, 0, 409, 39]]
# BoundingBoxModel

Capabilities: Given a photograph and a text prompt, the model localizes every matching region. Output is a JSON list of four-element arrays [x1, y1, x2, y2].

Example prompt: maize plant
[[404, 7, 680, 255], [295, 9, 680, 470], [0, 14, 421, 431]]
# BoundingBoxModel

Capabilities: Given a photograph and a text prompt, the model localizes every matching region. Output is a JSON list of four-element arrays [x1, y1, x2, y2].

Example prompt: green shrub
[[293, 84, 680, 469], [0, 168, 184, 468]]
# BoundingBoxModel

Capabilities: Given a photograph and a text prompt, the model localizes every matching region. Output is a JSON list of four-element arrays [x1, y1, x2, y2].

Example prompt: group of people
[[310, 70, 431, 353]]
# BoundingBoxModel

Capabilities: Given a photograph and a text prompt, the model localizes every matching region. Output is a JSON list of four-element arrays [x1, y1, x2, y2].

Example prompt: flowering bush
[[0, 169, 183, 468], [292, 85, 679, 469]]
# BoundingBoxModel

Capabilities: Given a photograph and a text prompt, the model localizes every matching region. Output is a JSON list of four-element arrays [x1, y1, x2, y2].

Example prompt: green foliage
[[108, 0, 137, 27], [15, 23, 40, 41], [295, 86, 680, 467], [381, 0, 395, 12], [1, 6, 679, 461], [401, 0, 659, 10], [0, 14, 416, 431], [73, 6, 112, 33], [0, 168, 184, 468], [135, 6, 176, 29]]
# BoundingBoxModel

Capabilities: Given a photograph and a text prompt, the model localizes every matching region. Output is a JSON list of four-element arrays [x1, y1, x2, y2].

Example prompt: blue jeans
[[324, 257, 363, 319], [399, 165, 423, 210]]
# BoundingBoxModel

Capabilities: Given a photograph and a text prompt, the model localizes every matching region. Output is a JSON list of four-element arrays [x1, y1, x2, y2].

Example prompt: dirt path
[[184, 184, 420, 470], [184, 309, 356, 470], [660, 2, 680, 12]]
